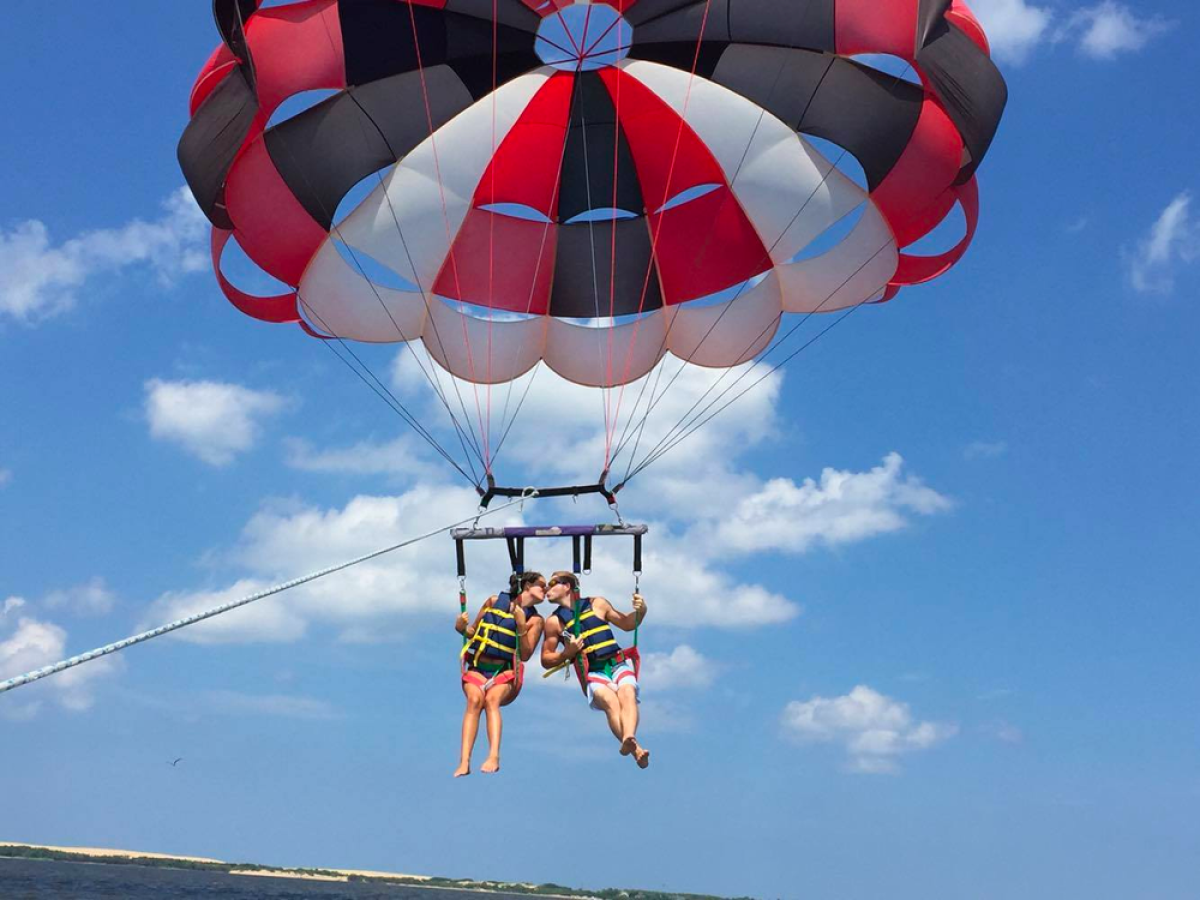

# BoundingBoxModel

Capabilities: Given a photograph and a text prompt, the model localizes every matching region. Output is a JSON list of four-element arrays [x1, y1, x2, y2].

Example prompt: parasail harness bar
[[453, 524, 646, 579]]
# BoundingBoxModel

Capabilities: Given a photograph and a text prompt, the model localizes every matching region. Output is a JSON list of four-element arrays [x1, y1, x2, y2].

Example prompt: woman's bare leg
[[454, 683, 485, 777], [481, 685, 511, 773]]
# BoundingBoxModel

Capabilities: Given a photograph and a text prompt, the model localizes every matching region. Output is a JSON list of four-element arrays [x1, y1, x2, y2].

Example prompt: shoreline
[[0, 843, 594, 899]]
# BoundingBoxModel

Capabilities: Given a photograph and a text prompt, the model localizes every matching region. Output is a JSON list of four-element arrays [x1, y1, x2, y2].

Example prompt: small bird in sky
[[169, 758, 183, 767]]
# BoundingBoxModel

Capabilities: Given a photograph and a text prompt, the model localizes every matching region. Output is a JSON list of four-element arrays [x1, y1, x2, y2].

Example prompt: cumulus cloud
[[145, 378, 288, 466], [284, 435, 440, 483], [144, 347, 948, 644], [1125, 192, 1199, 295], [1, 597, 120, 717], [964, 440, 1008, 460], [781, 685, 957, 774], [44, 577, 117, 616], [0, 187, 207, 323], [970, 0, 1169, 65], [981, 719, 1024, 744], [1060, 2, 1172, 59], [698, 453, 951, 557], [639, 645, 718, 691], [137, 484, 492, 644], [970, 0, 1053, 63]]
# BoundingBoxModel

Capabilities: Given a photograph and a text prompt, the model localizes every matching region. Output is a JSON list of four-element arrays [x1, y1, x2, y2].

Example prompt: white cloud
[[964, 440, 1008, 460], [699, 452, 951, 557], [1061, 2, 1172, 59], [1066, 216, 1090, 235], [0, 187, 207, 323], [145, 378, 288, 466], [44, 577, 117, 616], [138, 484, 493, 644], [140, 350, 949, 645], [981, 719, 1024, 744], [284, 435, 440, 482], [781, 685, 957, 774], [202, 689, 340, 720], [1126, 192, 1199, 295], [1, 598, 120, 717], [970, 0, 1053, 64], [639, 645, 718, 691], [970, 0, 1169, 65]]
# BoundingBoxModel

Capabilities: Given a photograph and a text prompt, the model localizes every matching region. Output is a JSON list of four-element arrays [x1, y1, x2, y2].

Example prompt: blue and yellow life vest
[[463, 592, 522, 666], [553, 598, 620, 668]]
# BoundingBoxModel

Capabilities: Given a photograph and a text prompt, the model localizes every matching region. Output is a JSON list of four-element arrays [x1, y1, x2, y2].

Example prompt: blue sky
[[2, 2, 1198, 898]]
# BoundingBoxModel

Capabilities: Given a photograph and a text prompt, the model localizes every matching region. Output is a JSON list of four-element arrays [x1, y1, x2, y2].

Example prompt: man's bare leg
[[616, 683, 647, 766], [454, 683, 485, 777], [591, 687, 624, 741], [480, 686, 508, 773]]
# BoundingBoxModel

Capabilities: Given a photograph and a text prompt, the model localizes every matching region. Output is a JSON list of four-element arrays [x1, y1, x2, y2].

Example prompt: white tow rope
[[0, 496, 531, 696]]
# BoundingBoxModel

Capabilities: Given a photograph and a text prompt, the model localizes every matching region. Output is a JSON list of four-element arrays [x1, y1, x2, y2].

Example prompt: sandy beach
[[2, 843, 503, 890], [0, 842, 223, 864]]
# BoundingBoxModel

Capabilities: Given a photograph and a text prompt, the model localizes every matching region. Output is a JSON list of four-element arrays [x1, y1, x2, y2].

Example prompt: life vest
[[463, 592, 522, 666], [553, 598, 621, 668]]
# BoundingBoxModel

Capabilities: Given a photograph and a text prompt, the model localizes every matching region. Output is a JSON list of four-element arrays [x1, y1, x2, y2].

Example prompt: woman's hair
[[548, 571, 579, 592], [510, 571, 546, 595]]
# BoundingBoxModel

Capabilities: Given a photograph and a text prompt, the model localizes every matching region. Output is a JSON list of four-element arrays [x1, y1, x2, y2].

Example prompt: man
[[453, 571, 546, 776], [541, 571, 649, 768]]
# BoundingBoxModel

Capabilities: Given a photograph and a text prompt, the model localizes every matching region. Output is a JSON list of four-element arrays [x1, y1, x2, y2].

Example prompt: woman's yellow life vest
[[462, 592, 522, 667]]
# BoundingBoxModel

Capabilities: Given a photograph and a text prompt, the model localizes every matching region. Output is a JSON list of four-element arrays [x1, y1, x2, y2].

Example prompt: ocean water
[[0, 858, 536, 900]]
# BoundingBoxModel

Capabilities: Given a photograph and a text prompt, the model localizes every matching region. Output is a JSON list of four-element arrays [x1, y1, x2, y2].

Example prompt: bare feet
[[452, 763, 471, 778], [620, 736, 637, 756], [481, 757, 501, 774], [635, 746, 650, 769]]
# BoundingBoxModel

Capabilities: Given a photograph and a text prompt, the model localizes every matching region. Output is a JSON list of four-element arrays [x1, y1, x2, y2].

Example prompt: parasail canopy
[[179, 0, 1007, 491]]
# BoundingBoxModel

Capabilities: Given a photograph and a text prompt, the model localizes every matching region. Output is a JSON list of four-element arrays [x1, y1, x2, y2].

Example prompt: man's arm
[[593, 595, 647, 632], [520, 617, 544, 661], [540, 616, 583, 669]]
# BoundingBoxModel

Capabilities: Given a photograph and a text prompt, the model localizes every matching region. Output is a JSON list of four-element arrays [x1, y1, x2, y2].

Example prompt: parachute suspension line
[[484, 0, 501, 479], [621, 246, 893, 486], [604, 0, 715, 467], [603, 16, 626, 465], [608, 9, 833, 473], [626, 294, 871, 484], [273, 11, 491, 480], [402, 0, 492, 472], [612, 62, 918, 480], [569, 17, 619, 458], [488, 362, 544, 470], [263, 136, 487, 483], [299, 297, 481, 486], [0, 495, 533, 698], [482, 46, 609, 479]]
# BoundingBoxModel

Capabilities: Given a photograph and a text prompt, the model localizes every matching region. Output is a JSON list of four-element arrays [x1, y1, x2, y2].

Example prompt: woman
[[452, 571, 546, 776]]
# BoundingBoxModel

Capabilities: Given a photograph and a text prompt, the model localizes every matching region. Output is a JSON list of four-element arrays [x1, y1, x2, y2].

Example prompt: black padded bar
[[573, 536, 582, 575], [584, 536, 593, 573], [455, 539, 466, 578], [633, 533, 643, 574], [476, 474, 619, 508]]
